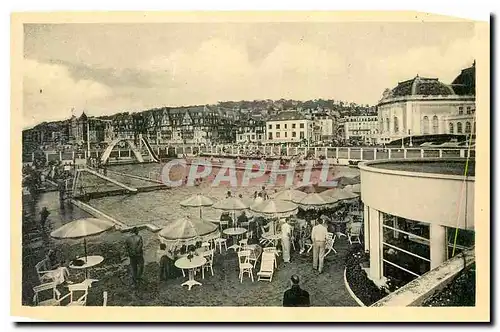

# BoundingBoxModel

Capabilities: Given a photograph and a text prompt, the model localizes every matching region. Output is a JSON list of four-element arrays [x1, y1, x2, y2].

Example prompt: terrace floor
[[21, 192, 358, 307]]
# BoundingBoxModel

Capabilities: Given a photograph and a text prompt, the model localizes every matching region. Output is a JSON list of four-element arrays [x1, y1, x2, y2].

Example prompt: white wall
[[359, 159, 475, 230]]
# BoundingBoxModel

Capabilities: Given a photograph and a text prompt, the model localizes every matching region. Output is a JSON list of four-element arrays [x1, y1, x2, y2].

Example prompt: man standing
[[283, 275, 310, 307], [311, 218, 328, 273], [125, 227, 144, 286], [281, 218, 292, 263]]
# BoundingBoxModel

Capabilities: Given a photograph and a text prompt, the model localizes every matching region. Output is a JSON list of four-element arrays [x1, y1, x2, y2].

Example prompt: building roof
[[384, 76, 455, 100], [451, 61, 475, 96], [268, 110, 306, 121]]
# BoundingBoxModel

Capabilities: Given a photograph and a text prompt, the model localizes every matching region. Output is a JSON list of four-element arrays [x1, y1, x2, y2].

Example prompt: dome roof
[[384, 75, 455, 99], [451, 61, 475, 96]]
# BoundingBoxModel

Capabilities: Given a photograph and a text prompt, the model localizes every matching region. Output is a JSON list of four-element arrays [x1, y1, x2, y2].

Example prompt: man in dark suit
[[283, 275, 310, 307]]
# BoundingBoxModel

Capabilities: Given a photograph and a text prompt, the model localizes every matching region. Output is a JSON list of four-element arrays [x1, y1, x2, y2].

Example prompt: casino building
[[377, 62, 476, 145]]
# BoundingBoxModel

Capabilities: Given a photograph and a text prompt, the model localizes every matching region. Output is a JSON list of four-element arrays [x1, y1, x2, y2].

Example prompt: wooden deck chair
[[32, 282, 61, 306], [262, 247, 279, 268], [57, 278, 97, 306], [257, 252, 275, 282], [323, 232, 337, 258], [348, 222, 362, 245]]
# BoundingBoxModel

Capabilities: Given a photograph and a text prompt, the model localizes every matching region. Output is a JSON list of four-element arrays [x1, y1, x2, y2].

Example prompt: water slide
[[141, 136, 160, 162]]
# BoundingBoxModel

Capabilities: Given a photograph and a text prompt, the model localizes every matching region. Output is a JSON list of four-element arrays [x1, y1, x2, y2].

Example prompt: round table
[[69, 255, 104, 279], [262, 233, 281, 247], [175, 256, 207, 291], [223, 227, 247, 251]]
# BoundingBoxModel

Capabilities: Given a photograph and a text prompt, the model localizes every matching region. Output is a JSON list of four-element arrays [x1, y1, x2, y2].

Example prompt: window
[[382, 213, 430, 283], [292, 132, 297, 138], [284, 124, 288, 129], [239, 135, 243, 140], [458, 107, 464, 115], [449, 123, 454, 134], [268, 124, 272, 129], [276, 124, 280, 130], [473, 122, 476, 133], [466, 107, 471, 115], [284, 132, 288, 138], [422, 116, 429, 134], [292, 124, 296, 129], [300, 131, 305, 139], [276, 132, 280, 138], [446, 227, 475, 259], [432, 116, 439, 134], [300, 123, 304, 129], [251, 135, 255, 140], [457, 122, 463, 133], [465, 121, 471, 133], [393, 117, 399, 133], [258, 134, 262, 140], [385, 118, 390, 132], [268, 132, 273, 140]]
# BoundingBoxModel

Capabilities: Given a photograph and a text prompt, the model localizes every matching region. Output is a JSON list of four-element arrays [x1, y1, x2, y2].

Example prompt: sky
[[23, 22, 479, 128]]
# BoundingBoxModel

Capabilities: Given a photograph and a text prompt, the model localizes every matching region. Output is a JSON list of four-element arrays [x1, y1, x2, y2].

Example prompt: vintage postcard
[[11, 11, 490, 322]]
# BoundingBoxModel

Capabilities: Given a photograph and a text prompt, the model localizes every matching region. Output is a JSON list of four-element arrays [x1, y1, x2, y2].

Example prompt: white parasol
[[50, 218, 116, 262], [293, 193, 339, 210], [158, 215, 220, 246], [271, 188, 307, 202], [180, 194, 214, 218]]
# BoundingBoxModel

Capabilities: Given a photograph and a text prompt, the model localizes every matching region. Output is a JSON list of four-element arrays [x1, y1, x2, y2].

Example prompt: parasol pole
[[83, 238, 88, 262], [199, 207, 202, 219]]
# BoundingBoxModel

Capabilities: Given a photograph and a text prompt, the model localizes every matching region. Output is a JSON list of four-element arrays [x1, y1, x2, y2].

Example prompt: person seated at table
[[194, 241, 205, 255], [46, 249, 62, 270], [187, 244, 196, 257], [179, 245, 187, 257], [158, 243, 174, 282], [220, 212, 232, 227], [237, 211, 248, 226]]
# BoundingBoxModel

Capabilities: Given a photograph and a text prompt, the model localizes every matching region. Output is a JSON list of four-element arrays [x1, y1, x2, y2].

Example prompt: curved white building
[[359, 158, 475, 285]]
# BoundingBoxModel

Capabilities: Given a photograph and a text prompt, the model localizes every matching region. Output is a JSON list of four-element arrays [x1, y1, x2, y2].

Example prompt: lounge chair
[[257, 252, 275, 282]]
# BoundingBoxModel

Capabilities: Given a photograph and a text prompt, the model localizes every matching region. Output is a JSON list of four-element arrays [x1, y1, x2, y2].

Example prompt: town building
[[339, 115, 379, 145], [265, 110, 313, 145], [377, 62, 476, 144], [235, 118, 266, 144], [69, 112, 114, 145], [312, 112, 337, 142]]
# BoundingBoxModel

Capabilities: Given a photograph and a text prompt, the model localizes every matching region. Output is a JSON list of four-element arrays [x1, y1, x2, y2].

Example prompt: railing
[[30, 145, 475, 165]]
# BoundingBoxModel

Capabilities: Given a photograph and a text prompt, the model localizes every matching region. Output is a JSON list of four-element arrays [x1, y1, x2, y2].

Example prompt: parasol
[[272, 188, 307, 202], [296, 182, 331, 194], [250, 199, 298, 235], [344, 183, 361, 194], [180, 194, 214, 218], [212, 197, 249, 228], [250, 199, 298, 218], [50, 218, 116, 262], [320, 188, 359, 202], [293, 193, 339, 211], [158, 215, 220, 246], [332, 176, 360, 187]]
